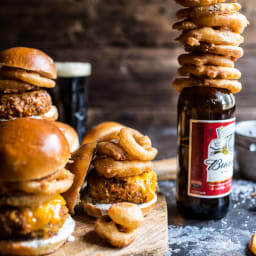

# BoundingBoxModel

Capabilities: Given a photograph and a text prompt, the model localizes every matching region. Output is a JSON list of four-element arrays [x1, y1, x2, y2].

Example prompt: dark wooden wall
[[1, 0, 256, 157]]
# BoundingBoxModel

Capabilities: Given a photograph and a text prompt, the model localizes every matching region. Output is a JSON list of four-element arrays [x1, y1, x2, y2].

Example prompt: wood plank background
[[0, 0, 255, 158]]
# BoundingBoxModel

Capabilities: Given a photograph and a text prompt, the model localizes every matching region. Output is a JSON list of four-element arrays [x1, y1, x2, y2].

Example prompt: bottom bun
[[82, 194, 157, 218], [0, 106, 58, 122], [0, 215, 75, 256]]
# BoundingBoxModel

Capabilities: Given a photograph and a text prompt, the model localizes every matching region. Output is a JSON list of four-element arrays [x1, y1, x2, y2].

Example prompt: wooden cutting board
[[52, 194, 168, 256]]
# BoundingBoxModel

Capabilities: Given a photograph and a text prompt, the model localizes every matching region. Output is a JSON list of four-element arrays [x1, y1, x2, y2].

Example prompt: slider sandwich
[[66, 122, 158, 217], [0, 118, 75, 255], [0, 47, 58, 120]]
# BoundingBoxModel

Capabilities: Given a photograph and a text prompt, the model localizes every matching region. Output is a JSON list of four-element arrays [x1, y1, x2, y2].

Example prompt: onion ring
[[119, 128, 158, 161], [82, 122, 125, 144], [173, 77, 242, 94], [0, 67, 55, 88], [178, 65, 241, 79], [0, 80, 36, 93], [108, 203, 144, 231], [178, 53, 234, 67], [176, 27, 244, 46], [185, 43, 244, 60], [0, 194, 56, 208], [173, 13, 249, 33], [93, 157, 152, 178], [97, 141, 130, 161], [0, 168, 74, 195], [175, 0, 227, 7], [95, 216, 137, 248], [176, 3, 241, 19]]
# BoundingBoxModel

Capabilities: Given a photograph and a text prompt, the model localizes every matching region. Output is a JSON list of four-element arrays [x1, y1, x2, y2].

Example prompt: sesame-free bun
[[82, 121, 125, 144], [54, 121, 80, 152], [0, 118, 70, 181], [0, 47, 57, 79]]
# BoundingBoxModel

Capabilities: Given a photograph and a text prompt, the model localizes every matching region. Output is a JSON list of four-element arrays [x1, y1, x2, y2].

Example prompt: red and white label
[[188, 118, 235, 198]]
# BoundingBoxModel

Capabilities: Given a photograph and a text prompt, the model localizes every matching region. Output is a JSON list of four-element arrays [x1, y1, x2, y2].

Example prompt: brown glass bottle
[[176, 86, 236, 220]]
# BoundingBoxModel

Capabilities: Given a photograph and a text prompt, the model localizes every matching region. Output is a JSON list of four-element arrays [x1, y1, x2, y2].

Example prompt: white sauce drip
[[94, 194, 158, 215], [19, 215, 75, 248], [0, 106, 57, 121]]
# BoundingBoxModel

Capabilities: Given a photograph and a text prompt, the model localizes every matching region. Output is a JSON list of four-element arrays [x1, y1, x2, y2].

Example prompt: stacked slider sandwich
[[0, 47, 58, 120], [0, 46, 80, 153], [80, 123, 158, 218], [172, 0, 249, 94], [0, 118, 75, 255]]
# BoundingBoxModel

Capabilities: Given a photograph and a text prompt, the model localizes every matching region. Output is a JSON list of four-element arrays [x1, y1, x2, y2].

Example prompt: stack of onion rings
[[172, 0, 248, 94], [94, 128, 158, 178]]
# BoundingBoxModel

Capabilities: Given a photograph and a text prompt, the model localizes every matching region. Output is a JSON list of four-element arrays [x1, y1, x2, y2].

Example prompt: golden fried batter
[[176, 3, 241, 19], [178, 53, 234, 67], [185, 43, 244, 60], [178, 65, 241, 79], [177, 27, 244, 46], [173, 13, 248, 33], [173, 77, 242, 93], [175, 0, 227, 7]]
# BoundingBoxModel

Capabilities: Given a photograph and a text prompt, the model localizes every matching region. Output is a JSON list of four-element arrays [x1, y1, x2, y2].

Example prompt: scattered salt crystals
[[168, 225, 242, 256], [159, 180, 256, 256]]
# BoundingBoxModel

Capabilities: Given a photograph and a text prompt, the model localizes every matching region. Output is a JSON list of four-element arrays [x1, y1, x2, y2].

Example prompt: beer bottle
[[176, 86, 236, 219]]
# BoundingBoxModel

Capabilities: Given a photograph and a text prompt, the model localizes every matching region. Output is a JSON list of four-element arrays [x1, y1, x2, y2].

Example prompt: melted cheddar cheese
[[120, 171, 157, 202], [21, 195, 67, 236]]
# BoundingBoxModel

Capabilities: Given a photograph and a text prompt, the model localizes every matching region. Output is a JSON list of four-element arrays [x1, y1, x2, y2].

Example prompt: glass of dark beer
[[49, 62, 91, 141]]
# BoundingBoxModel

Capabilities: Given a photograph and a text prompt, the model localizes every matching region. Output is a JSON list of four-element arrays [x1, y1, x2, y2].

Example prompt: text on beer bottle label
[[188, 118, 235, 198]]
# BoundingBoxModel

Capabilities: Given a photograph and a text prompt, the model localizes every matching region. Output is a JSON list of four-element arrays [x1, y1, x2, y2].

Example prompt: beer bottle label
[[188, 118, 235, 198]]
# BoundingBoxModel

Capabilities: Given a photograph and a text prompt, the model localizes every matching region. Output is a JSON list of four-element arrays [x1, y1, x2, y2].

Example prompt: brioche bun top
[[0, 47, 57, 79], [54, 121, 79, 152], [0, 118, 70, 181]]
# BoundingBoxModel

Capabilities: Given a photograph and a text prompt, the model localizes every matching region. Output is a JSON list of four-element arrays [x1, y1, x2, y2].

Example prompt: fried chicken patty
[[86, 170, 157, 204], [0, 90, 51, 119], [0, 195, 68, 239]]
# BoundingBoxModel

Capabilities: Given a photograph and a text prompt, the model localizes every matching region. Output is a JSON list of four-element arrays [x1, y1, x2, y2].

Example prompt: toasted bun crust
[[82, 194, 157, 218], [0, 118, 70, 181], [0, 216, 75, 256], [82, 121, 125, 144], [54, 121, 80, 152], [0, 47, 57, 79]]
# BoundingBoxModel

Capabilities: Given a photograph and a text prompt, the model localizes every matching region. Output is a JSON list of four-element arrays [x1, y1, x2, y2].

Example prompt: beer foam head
[[55, 62, 91, 77]]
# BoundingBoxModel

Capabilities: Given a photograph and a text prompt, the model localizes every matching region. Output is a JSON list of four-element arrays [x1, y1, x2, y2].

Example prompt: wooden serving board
[[53, 194, 168, 256]]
